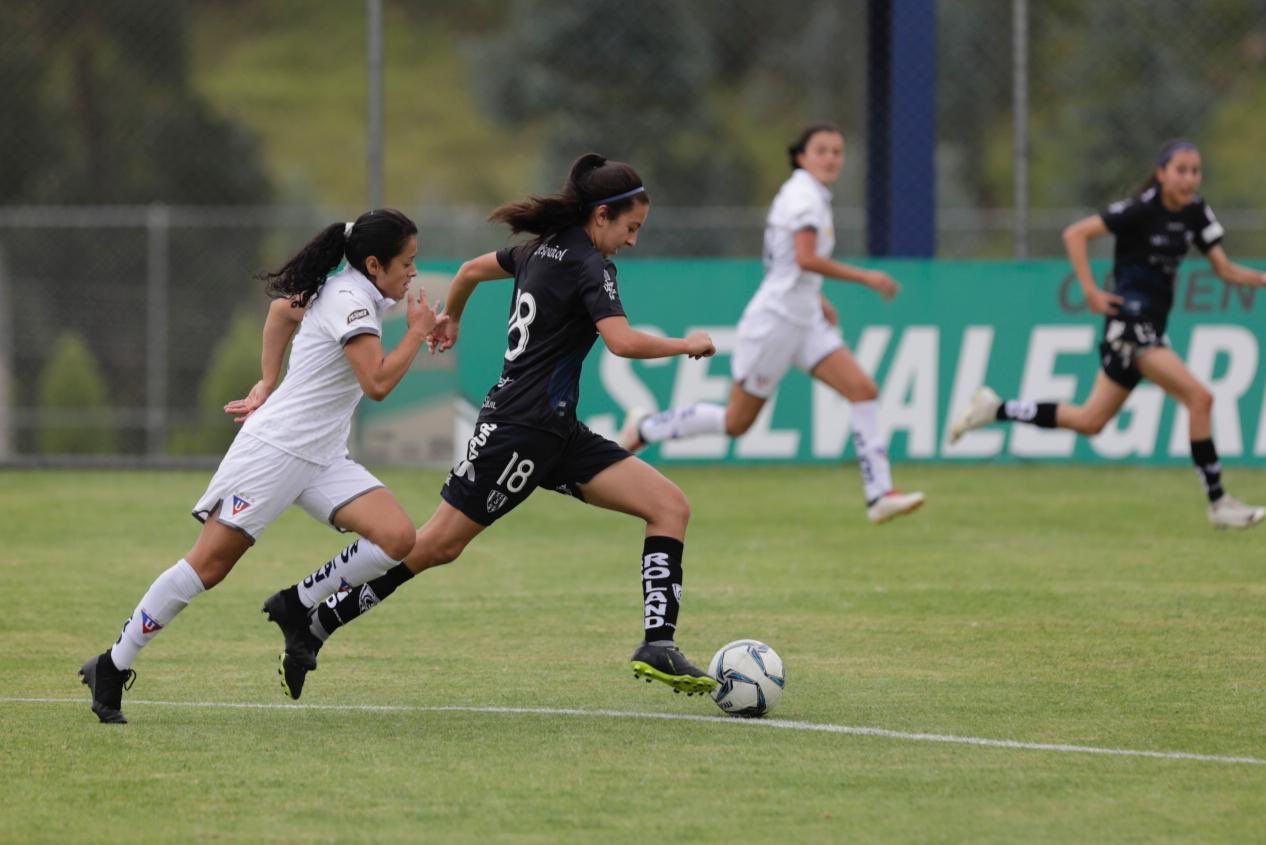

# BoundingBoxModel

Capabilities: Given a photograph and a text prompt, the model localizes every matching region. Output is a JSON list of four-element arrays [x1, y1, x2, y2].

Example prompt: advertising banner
[[438, 259, 1266, 465]]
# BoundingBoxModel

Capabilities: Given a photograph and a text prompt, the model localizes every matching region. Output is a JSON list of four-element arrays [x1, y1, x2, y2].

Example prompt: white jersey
[[241, 266, 391, 465], [744, 168, 835, 326]]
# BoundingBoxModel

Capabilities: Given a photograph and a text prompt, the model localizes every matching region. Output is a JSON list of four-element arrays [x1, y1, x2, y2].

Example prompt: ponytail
[[261, 208, 417, 307], [489, 153, 649, 237]]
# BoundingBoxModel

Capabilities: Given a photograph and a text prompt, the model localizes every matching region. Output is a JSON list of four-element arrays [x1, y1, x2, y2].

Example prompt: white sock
[[110, 559, 206, 670], [296, 538, 399, 608], [851, 400, 893, 505], [638, 403, 727, 443]]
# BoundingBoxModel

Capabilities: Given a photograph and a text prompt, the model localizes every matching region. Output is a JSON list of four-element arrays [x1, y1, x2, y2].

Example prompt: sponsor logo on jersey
[[533, 244, 569, 262], [453, 423, 498, 482], [140, 609, 163, 635], [231, 495, 252, 515], [347, 308, 370, 324], [486, 490, 508, 514]]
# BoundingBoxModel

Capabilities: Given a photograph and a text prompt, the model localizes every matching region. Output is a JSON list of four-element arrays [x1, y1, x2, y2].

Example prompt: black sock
[[995, 399, 1058, 428], [1190, 438, 1224, 503], [310, 563, 415, 642], [641, 536, 684, 643]]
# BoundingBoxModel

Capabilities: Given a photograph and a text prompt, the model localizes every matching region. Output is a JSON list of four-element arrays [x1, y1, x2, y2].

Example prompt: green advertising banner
[[435, 259, 1266, 465]]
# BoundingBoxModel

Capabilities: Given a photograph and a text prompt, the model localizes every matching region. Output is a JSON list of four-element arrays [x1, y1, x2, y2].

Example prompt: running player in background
[[950, 140, 1266, 529], [78, 210, 437, 723], [255, 154, 720, 700], [619, 124, 923, 524]]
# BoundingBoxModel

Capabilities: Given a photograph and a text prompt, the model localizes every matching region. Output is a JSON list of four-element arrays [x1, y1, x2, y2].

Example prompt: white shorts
[[730, 307, 845, 399], [191, 434, 384, 542]]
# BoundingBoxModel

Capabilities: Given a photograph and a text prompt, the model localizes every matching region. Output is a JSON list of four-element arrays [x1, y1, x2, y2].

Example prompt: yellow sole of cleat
[[630, 661, 718, 696], [277, 653, 296, 700]]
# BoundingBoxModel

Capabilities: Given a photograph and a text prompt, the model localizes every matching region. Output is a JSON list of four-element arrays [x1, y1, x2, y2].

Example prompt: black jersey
[[479, 226, 626, 437], [1099, 187, 1225, 325]]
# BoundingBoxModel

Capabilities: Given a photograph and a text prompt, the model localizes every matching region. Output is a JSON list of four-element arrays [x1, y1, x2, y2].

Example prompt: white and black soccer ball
[[708, 639, 785, 717]]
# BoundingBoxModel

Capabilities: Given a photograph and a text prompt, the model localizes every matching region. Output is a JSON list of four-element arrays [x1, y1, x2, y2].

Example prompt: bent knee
[[1188, 389, 1214, 416], [853, 380, 879, 402], [652, 484, 691, 530], [375, 524, 416, 562]]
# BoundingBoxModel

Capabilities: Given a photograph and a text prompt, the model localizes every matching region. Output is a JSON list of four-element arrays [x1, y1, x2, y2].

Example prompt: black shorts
[[440, 421, 632, 526], [1099, 317, 1169, 390]]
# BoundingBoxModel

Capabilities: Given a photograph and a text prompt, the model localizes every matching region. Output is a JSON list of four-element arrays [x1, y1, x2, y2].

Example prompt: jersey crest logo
[[231, 495, 252, 515], [602, 269, 618, 301], [486, 490, 508, 514], [346, 308, 370, 324], [140, 609, 163, 635]]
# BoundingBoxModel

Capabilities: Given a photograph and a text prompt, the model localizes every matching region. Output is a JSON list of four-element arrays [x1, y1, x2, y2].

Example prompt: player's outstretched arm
[[1206, 245, 1266, 288], [344, 291, 437, 401], [430, 252, 512, 353], [224, 296, 305, 422], [792, 228, 899, 300], [1062, 214, 1122, 316], [596, 316, 714, 360]]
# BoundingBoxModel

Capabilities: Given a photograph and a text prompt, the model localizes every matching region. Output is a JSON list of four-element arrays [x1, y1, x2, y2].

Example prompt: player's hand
[[405, 289, 437, 339], [223, 380, 273, 424], [821, 297, 839, 326], [684, 330, 715, 359], [429, 314, 460, 353], [867, 271, 900, 301], [1085, 288, 1124, 316]]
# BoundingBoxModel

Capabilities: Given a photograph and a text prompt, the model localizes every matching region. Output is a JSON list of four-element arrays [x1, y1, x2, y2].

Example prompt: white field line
[[5, 696, 1265, 766]]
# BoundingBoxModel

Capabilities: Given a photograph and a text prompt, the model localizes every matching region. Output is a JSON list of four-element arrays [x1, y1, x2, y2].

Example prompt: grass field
[[2, 465, 1265, 844]]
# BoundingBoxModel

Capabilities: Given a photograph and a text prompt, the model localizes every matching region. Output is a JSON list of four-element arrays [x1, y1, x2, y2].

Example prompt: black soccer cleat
[[262, 588, 323, 700], [630, 643, 717, 697], [79, 652, 135, 724]]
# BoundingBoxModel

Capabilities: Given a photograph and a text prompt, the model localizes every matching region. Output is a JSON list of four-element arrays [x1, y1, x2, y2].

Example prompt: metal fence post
[[1013, 0, 1029, 258], [146, 204, 170, 456], [367, 0, 384, 210]]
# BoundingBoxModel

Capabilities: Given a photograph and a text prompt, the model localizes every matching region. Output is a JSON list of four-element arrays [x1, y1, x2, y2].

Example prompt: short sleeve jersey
[[481, 226, 626, 437], [241, 266, 391, 465], [746, 168, 836, 325], [1099, 186, 1224, 324]]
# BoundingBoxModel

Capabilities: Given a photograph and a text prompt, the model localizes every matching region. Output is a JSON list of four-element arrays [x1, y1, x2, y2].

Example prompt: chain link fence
[[2, 0, 1264, 462]]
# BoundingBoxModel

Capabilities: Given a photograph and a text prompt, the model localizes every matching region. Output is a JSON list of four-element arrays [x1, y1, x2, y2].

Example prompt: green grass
[[3, 465, 1265, 843]]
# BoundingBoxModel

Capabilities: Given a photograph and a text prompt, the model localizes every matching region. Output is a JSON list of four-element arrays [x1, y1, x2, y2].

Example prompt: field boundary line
[[5, 696, 1263, 766]]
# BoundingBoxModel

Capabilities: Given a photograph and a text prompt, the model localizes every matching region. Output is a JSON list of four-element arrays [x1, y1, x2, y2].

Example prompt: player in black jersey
[[950, 140, 1266, 529], [258, 154, 721, 699]]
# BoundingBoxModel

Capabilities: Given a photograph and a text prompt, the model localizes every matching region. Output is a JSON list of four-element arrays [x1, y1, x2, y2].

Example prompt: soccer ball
[[707, 639, 785, 717]]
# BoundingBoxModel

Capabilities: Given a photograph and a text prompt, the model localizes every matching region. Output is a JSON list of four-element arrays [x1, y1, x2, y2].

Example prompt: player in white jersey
[[253, 154, 721, 702], [620, 124, 924, 524], [78, 209, 437, 724]]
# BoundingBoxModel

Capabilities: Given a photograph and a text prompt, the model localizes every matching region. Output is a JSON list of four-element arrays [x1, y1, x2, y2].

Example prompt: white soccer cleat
[[949, 386, 1002, 444], [1207, 495, 1266, 530], [867, 490, 925, 524], [618, 407, 650, 453]]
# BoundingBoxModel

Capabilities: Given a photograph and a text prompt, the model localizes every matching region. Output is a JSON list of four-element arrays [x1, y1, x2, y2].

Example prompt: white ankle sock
[[638, 403, 727, 443], [110, 559, 206, 670], [296, 539, 399, 608], [851, 400, 893, 505]]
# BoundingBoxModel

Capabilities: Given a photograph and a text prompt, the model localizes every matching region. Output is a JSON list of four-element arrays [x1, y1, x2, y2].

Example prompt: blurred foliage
[[37, 333, 118, 454], [0, 0, 273, 420], [167, 309, 262, 456]]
